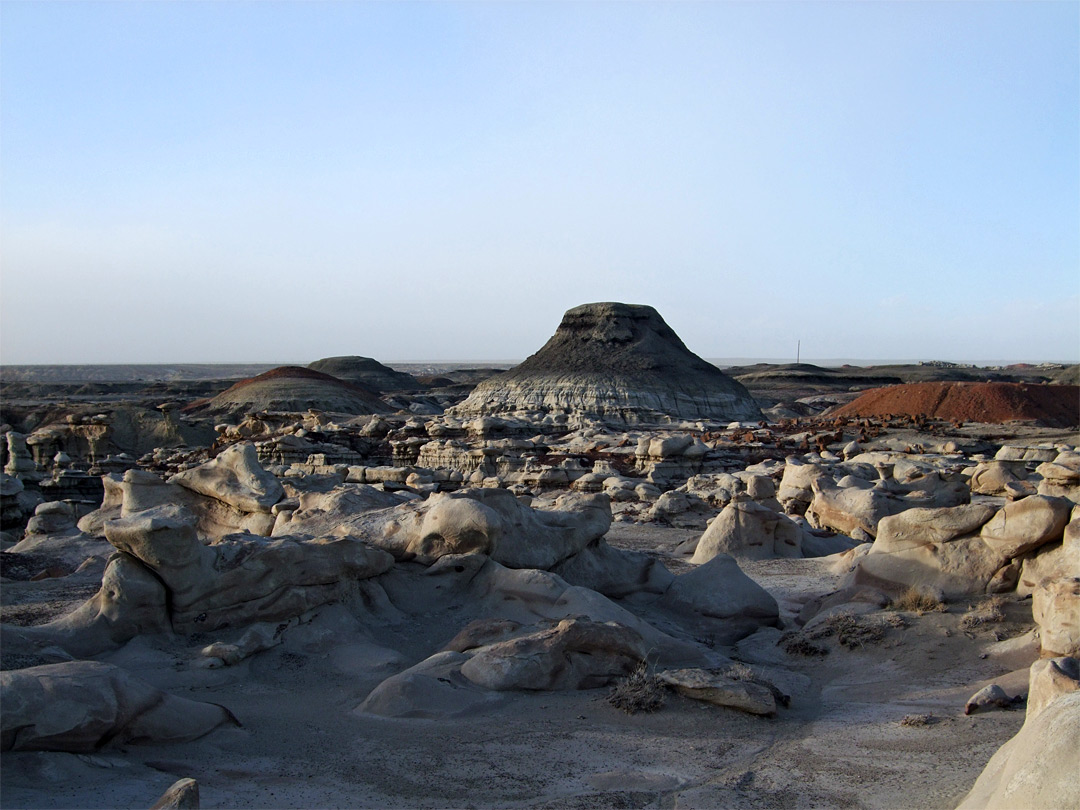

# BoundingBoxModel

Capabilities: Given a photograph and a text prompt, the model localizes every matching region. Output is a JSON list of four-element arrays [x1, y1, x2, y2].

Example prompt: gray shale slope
[[453, 302, 762, 424]]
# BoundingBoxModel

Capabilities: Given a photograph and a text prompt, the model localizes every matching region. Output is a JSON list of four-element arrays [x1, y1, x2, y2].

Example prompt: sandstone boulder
[[459, 618, 647, 691], [1036, 458, 1080, 502], [969, 461, 1031, 496], [657, 554, 779, 645], [284, 487, 612, 571], [1, 552, 170, 658], [1026, 656, 1080, 721], [104, 505, 394, 633], [807, 474, 969, 539], [657, 668, 776, 715], [550, 541, 675, 598], [955, 691, 1080, 810], [170, 442, 283, 513], [873, 503, 998, 554], [980, 495, 1071, 558], [150, 778, 200, 810], [689, 498, 804, 563], [1, 662, 236, 752], [1032, 577, 1080, 657]]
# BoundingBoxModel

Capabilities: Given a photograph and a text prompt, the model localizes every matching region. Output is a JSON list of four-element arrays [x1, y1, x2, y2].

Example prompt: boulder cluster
[[1, 301, 1077, 808]]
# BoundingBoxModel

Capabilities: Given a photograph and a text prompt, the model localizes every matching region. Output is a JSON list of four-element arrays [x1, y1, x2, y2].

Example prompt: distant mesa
[[830, 381, 1080, 428], [452, 302, 762, 424], [307, 356, 425, 393], [205, 366, 393, 415]]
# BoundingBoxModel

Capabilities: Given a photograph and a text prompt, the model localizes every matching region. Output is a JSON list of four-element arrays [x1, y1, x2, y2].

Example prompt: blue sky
[[2, 1, 1077, 365]]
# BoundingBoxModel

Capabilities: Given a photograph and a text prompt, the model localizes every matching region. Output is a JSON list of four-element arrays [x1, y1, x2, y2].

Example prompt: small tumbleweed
[[889, 587, 947, 616]]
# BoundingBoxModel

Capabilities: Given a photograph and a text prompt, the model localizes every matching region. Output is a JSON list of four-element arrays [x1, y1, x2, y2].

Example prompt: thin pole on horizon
[[797, 340, 800, 365]]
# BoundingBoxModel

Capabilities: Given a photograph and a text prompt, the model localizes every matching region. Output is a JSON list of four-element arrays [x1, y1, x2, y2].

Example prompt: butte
[[452, 302, 762, 425]]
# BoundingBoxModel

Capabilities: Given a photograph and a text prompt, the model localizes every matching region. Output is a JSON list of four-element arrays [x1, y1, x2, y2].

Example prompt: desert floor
[[1, 524, 1037, 810]]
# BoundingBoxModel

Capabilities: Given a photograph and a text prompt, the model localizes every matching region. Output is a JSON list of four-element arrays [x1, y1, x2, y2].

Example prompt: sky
[[1, 1, 1077, 366]]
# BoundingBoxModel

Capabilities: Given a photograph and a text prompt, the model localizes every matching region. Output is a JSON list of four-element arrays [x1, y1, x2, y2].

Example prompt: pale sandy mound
[[831, 382, 1079, 428]]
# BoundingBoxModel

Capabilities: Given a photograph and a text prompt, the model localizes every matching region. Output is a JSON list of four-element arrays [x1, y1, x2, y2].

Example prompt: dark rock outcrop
[[307, 356, 425, 393]]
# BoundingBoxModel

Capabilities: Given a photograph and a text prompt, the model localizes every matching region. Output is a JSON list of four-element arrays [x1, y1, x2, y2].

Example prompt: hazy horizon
[[2, 2, 1077, 366], [2, 355, 1077, 371]]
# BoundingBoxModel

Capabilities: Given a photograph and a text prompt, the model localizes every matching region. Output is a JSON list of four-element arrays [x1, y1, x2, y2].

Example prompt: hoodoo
[[452, 302, 762, 424]]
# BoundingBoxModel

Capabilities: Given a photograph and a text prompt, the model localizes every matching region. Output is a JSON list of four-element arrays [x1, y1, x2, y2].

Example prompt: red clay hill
[[831, 381, 1079, 428]]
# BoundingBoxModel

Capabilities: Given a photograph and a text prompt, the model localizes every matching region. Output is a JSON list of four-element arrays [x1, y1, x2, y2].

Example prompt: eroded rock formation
[[451, 303, 761, 425]]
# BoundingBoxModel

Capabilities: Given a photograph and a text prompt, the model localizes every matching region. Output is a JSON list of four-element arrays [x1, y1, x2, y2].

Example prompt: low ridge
[[307, 356, 425, 393], [205, 366, 392, 415]]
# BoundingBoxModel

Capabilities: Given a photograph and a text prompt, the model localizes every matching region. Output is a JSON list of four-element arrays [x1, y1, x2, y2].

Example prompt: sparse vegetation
[[889, 587, 947, 616], [804, 612, 892, 649], [780, 633, 829, 657], [607, 661, 666, 714], [960, 596, 1006, 630], [900, 713, 937, 727]]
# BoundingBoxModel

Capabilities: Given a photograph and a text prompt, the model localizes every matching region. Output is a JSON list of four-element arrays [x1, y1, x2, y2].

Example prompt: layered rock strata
[[451, 303, 761, 425]]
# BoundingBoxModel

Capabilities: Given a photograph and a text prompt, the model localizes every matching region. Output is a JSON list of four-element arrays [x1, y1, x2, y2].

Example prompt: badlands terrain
[[1, 302, 1078, 810]]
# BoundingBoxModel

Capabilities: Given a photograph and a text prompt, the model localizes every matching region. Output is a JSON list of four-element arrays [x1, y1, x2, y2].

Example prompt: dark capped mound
[[206, 366, 392, 415], [452, 302, 762, 424], [307, 356, 425, 393], [830, 381, 1079, 427]]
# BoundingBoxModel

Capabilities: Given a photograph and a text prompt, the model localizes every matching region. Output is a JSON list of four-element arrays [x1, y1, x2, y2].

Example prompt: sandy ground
[[0, 520, 1040, 810]]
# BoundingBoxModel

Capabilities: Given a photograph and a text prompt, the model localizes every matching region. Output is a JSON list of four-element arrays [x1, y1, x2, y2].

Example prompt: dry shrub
[[960, 596, 1006, 630], [889, 587, 947, 616], [608, 662, 666, 714], [807, 612, 889, 649], [900, 713, 936, 727], [780, 633, 829, 658]]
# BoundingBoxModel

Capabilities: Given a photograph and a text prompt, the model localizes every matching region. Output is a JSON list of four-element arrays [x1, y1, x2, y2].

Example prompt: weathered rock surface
[[104, 505, 393, 632], [872, 503, 998, 553], [550, 541, 675, 598], [964, 684, 1018, 715], [979, 495, 1071, 558], [807, 474, 969, 538], [690, 497, 804, 563], [170, 442, 283, 513], [459, 618, 647, 691], [1026, 657, 1080, 721], [956, 691, 1080, 809], [451, 303, 761, 424], [1032, 577, 1080, 656], [1, 552, 170, 658], [657, 668, 776, 715], [1, 662, 236, 752], [278, 487, 612, 571], [150, 778, 200, 810], [656, 554, 780, 645]]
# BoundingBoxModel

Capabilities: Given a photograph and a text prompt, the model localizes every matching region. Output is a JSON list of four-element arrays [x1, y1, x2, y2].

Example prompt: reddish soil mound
[[224, 366, 376, 397], [831, 382, 1079, 427]]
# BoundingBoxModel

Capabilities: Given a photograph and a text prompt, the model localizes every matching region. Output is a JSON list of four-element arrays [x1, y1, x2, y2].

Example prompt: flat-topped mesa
[[451, 302, 762, 425]]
